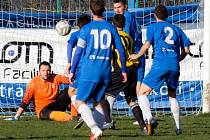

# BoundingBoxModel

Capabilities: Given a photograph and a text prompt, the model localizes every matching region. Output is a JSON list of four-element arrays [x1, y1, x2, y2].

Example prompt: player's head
[[90, 0, 105, 17], [39, 61, 51, 80], [154, 5, 168, 21], [112, 14, 125, 29], [113, 0, 127, 14], [77, 14, 91, 28]]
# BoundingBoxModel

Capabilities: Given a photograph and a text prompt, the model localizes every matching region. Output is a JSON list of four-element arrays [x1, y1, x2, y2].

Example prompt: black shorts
[[106, 66, 137, 101], [39, 88, 71, 120]]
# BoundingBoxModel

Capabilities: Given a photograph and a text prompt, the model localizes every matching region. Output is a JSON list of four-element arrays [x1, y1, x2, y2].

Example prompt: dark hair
[[113, 0, 127, 5], [155, 5, 168, 20], [77, 14, 91, 28], [90, 0, 105, 16], [112, 14, 125, 28], [39, 61, 51, 70]]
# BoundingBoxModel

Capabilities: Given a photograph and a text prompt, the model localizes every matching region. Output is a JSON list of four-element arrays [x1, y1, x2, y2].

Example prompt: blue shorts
[[69, 69, 80, 88], [143, 69, 180, 91], [76, 81, 108, 102], [137, 63, 145, 82]]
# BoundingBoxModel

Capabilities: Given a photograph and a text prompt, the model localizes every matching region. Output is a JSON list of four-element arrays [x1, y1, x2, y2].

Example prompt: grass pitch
[[0, 114, 210, 140]]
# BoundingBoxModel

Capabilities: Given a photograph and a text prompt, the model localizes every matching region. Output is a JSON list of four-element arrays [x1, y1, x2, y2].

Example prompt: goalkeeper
[[5, 61, 72, 122]]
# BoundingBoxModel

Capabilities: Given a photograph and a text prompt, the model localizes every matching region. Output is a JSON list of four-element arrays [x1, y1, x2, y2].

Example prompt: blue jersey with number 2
[[146, 21, 191, 71]]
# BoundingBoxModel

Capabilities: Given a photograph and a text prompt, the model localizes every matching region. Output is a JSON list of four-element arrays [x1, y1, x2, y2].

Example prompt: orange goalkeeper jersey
[[21, 74, 70, 117]]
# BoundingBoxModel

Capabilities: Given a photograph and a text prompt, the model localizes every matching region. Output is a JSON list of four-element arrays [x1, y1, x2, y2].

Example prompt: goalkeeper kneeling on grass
[[5, 61, 73, 122]]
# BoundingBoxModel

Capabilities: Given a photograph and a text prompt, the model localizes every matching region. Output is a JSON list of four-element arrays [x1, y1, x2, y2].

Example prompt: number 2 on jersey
[[90, 29, 111, 49], [164, 26, 174, 45]]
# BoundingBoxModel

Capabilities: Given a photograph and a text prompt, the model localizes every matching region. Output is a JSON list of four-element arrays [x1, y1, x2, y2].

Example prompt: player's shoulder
[[68, 30, 79, 42], [72, 30, 80, 36], [27, 76, 39, 88], [124, 11, 133, 18], [118, 30, 131, 38]]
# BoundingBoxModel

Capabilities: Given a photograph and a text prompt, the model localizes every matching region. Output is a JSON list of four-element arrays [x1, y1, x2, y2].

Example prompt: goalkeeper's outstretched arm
[[4, 107, 25, 121]]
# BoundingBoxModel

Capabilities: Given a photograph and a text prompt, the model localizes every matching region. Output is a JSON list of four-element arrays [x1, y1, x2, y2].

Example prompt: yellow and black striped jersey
[[114, 30, 139, 68]]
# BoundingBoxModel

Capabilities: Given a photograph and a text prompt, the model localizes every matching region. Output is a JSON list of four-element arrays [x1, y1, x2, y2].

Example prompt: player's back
[[78, 20, 122, 83], [147, 21, 190, 71]]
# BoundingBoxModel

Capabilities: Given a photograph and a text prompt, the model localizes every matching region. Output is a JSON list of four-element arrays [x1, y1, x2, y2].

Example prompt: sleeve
[[70, 47, 84, 73], [67, 33, 77, 63], [179, 28, 191, 47], [145, 26, 154, 44], [70, 29, 86, 73], [113, 28, 127, 73], [56, 74, 70, 84], [20, 80, 35, 110], [130, 15, 143, 53]]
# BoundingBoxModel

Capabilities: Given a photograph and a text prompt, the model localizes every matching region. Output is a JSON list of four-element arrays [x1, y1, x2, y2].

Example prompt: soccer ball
[[55, 20, 71, 36]]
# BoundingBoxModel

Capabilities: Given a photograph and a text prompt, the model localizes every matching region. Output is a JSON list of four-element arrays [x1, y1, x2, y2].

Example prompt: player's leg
[[39, 88, 72, 122], [136, 63, 147, 124], [75, 81, 104, 139], [138, 69, 167, 135], [101, 95, 116, 129], [68, 86, 78, 120], [167, 70, 182, 135], [106, 95, 116, 122], [90, 82, 108, 139], [124, 66, 147, 133], [102, 70, 126, 129], [68, 86, 84, 129], [137, 83, 153, 135]]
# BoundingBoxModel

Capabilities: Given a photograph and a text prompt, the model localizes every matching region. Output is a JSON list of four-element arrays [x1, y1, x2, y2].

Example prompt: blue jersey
[[67, 30, 80, 64], [71, 20, 126, 83], [146, 21, 191, 71], [123, 11, 145, 64]]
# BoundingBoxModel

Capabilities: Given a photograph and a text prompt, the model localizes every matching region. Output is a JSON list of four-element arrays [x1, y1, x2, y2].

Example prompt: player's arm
[[179, 28, 191, 62], [180, 47, 190, 62], [4, 107, 25, 121], [65, 33, 77, 74], [70, 35, 85, 83], [65, 42, 73, 74], [4, 82, 35, 121], [130, 15, 143, 54], [56, 74, 70, 84], [128, 41, 150, 61], [113, 28, 127, 83], [129, 25, 153, 61]]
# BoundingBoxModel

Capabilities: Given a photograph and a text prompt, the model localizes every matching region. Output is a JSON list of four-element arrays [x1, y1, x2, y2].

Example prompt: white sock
[[137, 95, 153, 124], [14, 114, 20, 119], [169, 98, 180, 129], [71, 95, 76, 108], [93, 106, 105, 129], [106, 96, 115, 120], [78, 104, 100, 133]]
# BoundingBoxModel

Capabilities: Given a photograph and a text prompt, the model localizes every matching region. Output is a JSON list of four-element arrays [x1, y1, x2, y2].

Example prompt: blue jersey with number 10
[[76, 20, 126, 83], [146, 21, 191, 71]]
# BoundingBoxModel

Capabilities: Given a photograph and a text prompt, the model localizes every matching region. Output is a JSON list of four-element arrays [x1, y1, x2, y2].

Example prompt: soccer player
[[103, 0, 147, 128], [128, 5, 191, 135], [5, 61, 72, 122], [69, 0, 127, 139], [102, 14, 147, 133], [65, 14, 91, 125], [113, 1, 145, 94]]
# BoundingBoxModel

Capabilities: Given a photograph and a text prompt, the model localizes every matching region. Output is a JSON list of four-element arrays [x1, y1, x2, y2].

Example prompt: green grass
[[1, 114, 210, 140]]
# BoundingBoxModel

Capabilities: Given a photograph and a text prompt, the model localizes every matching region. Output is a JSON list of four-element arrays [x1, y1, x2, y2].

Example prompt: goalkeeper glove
[[4, 116, 19, 121]]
